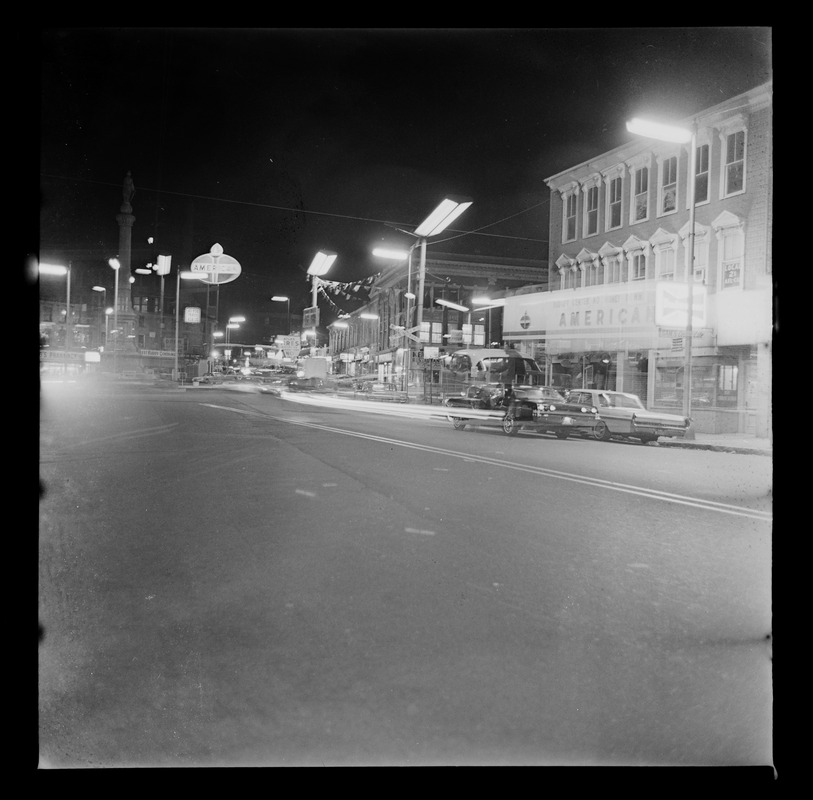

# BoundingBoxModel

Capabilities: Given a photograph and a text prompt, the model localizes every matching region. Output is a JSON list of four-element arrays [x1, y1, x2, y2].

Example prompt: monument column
[[114, 171, 139, 356]]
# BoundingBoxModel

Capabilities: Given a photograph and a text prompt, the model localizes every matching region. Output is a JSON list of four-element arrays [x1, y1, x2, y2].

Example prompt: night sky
[[38, 27, 772, 337]]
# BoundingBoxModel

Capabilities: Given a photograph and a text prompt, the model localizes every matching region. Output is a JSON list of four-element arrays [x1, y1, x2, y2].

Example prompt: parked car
[[444, 383, 599, 439], [565, 389, 690, 443], [191, 373, 223, 386]]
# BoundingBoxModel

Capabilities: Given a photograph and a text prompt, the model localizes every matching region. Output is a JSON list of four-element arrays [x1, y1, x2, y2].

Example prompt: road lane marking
[[201, 403, 771, 522]]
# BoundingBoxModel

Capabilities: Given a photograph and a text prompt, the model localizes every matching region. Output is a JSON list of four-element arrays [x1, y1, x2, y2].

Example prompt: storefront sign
[[189, 243, 242, 285], [303, 307, 319, 329]]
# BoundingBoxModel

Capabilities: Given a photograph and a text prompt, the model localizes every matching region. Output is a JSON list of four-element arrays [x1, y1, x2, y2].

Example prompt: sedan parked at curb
[[444, 383, 599, 439], [565, 389, 690, 443]]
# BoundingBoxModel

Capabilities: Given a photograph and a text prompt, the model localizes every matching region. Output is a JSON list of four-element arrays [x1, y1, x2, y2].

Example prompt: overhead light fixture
[[307, 250, 337, 276], [373, 247, 410, 260], [360, 313, 379, 320], [435, 298, 469, 312], [414, 197, 473, 238], [625, 117, 692, 143]]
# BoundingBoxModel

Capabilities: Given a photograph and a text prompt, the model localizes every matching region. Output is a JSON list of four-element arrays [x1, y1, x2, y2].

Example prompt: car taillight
[[548, 404, 556, 411], [591, 407, 598, 414], [580, 407, 588, 413]]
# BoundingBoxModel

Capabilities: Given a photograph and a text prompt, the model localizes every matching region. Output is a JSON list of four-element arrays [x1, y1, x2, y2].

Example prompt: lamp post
[[92, 286, 107, 348], [108, 258, 121, 373], [226, 315, 245, 345], [306, 251, 337, 351], [373, 246, 416, 391], [412, 198, 472, 333], [173, 267, 197, 380], [105, 308, 113, 346], [39, 262, 71, 351], [271, 296, 291, 335], [626, 117, 697, 433]]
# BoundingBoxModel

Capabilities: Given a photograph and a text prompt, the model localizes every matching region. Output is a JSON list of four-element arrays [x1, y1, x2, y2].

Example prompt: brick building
[[502, 81, 772, 436]]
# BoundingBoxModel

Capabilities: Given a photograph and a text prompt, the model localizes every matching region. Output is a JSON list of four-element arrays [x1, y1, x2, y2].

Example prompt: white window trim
[[712, 210, 746, 291], [623, 235, 651, 281], [626, 153, 652, 225], [717, 115, 748, 200], [576, 248, 600, 287], [687, 131, 712, 209], [559, 181, 580, 244], [649, 228, 679, 281], [581, 174, 602, 239], [554, 253, 577, 291], [678, 220, 710, 284], [598, 242, 625, 285], [655, 151, 680, 218], [602, 165, 625, 233]]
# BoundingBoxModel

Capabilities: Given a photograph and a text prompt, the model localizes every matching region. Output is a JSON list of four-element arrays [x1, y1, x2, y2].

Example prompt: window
[[660, 156, 677, 214], [633, 166, 649, 222], [582, 259, 601, 287], [721, 233, 743, 289], [564, 193, 577, 241], [694, 143, 709, 203], [607, 176, 622, 229], [561, 267, 578, 290], [658, 247, 676, 280], [585, 185, 599, 236], [719, 364, 738, 391], [631, 252, 647, 281], [605, 255, 627, 284], [723, 130, 745, 196]]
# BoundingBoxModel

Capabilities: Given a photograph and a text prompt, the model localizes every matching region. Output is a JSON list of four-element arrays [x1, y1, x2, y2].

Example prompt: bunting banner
[[316, 273, 380, 314]]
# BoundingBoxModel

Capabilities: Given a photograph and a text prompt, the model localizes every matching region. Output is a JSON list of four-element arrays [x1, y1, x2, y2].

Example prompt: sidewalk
[[657, 431, 772, 456]]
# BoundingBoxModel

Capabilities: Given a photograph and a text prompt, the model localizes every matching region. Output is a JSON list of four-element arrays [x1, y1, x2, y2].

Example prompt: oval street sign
[[190, 243, 242, 285]]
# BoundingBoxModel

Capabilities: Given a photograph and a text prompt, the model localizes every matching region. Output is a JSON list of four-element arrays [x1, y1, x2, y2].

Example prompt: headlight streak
[[202, 401, 771, 522]]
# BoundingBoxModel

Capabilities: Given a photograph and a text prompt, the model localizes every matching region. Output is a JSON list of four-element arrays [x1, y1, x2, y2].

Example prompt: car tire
[[593, 421, 612, 441], [640, 435, 658, 444], [555, 430, 569, 439], [502, 414, 519, 436]]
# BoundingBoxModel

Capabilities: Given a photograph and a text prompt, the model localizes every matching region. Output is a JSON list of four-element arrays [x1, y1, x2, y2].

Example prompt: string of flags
[[316, 273, 380, 315]]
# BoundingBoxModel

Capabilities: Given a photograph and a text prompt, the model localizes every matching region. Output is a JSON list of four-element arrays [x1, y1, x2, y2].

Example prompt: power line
[[40, 173, 550, 245]]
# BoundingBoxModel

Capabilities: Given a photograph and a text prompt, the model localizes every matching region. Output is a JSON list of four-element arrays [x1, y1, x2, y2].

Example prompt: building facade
[[503, 81, 772, 436], [328, 252, 547, 386]]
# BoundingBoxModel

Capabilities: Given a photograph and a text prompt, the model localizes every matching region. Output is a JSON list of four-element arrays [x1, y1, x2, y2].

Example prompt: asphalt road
[[38, 381, 773, 768]]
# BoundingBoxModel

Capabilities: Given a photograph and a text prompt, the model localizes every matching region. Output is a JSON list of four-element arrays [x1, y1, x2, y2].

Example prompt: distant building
[[503, 81, 772, 436], [328, 252, 547, 384]]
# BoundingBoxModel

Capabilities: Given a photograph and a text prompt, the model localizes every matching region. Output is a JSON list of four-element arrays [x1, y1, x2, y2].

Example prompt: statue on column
[[121, 171, 135, 212]]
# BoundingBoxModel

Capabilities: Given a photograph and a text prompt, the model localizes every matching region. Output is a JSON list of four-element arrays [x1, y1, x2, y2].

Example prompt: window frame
[[719, 122, 747, 199], [629, 161, 650, 224], [583, 182, 600, 238], [658, 154, 678, 216]]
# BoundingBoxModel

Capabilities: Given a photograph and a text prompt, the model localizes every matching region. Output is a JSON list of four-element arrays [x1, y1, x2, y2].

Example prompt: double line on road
[[202, 403, 772, 523]]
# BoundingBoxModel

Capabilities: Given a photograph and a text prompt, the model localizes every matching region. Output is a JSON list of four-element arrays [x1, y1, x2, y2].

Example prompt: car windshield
[[514, 387, 564, 401], [602, 392, 645, 409]]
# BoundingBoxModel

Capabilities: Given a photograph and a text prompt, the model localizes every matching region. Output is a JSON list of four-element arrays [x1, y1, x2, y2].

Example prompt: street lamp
[[173, 268, 198, 379], [471, 295, 505, 347], [271, 295, 291, 335], [108, 258, 121, 373], [305, 251, 337, 348], [226, 315, 245, 345], [626, 116, 697, 433], [375, 198, 472, 387], [413, 197, 472, 337], [92, 286, 107, 347], [104, 307, 113, 346], [39, 262, 71, 351]]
